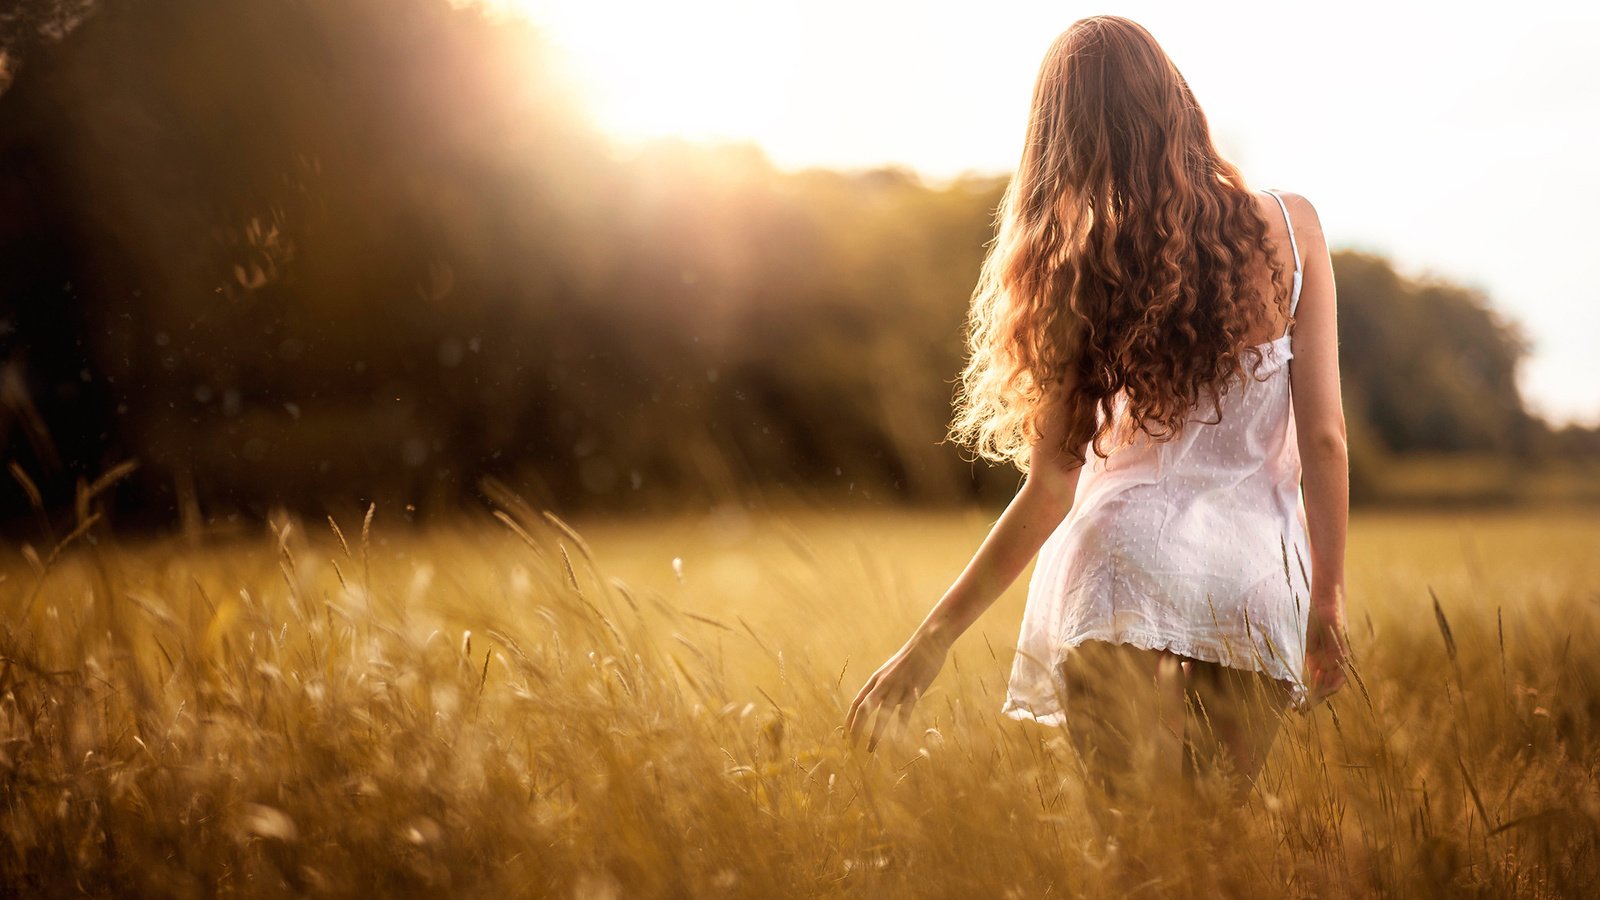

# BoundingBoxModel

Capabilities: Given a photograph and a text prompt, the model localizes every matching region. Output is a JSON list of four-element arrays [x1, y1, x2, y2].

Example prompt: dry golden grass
[[2, 496, 1597, 897]]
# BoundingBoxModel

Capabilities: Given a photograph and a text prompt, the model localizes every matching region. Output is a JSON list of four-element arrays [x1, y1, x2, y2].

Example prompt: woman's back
[[1000, 189, 1315, 725]]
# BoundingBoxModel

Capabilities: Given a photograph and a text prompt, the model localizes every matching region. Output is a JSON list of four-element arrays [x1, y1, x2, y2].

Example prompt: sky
[[503, 0, 1600, 425]]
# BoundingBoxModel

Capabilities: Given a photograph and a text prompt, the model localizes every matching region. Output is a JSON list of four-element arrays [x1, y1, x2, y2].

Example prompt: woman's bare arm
[[912, 411, 1083, 651], [1283, 192, 1351, 700], [845, 400, 1083, 748]]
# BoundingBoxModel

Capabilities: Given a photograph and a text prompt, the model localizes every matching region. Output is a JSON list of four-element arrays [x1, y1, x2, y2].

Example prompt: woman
[[845, 15, 1350, 803]]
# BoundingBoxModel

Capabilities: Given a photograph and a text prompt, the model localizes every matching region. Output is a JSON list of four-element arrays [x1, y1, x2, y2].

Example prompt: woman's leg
[[1056, 640, 1188, 812], [1180, 658, 1293, 804]]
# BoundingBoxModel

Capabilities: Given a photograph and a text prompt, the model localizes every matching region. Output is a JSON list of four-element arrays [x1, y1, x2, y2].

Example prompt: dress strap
[[1262, 189, 1304, 334]]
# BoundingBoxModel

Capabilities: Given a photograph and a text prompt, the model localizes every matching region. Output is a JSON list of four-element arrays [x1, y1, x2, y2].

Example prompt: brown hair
[[948, 15, 1290, 471]]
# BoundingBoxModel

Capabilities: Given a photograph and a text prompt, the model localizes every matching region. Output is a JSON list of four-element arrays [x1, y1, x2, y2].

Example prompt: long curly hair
[[948, 15, 1291, 472]]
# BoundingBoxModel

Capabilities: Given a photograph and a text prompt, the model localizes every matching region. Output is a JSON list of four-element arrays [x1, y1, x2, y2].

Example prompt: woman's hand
[[1304, 598, 1349, 706], [845, 629, 950, 752], [840, 410, 1079, 752]]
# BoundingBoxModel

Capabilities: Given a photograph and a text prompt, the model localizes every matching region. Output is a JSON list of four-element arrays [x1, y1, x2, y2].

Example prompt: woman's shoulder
[[1259, 189, 1325, 243]]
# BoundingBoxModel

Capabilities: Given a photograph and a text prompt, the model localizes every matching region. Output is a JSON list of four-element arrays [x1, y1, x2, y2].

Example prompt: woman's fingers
[[847, 684, 925, 752], [846, 673, 881, 738], [866, 692, 898, 752], [846, 664, 932, 751], [889, 689, 919, 744], [846, 695, 870, 744], [1307, 655, 1347, 705], [849, 685, 890, 747], [896, 689, 918, 728], [851, 688, 889, 746], [849, 672, 879, 714]]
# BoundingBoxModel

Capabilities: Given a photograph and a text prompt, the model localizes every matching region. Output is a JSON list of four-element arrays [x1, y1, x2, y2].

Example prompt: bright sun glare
[[485, 0, 1600, 424], [479, 0, 1032, 180], [492, 0, 813, 151]]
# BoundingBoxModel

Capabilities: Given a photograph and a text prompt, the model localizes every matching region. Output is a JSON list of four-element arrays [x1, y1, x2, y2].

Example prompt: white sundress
[[1001, 189, 1313, 726]]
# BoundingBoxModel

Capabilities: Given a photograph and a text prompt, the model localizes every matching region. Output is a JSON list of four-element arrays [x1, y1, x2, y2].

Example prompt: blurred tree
[[0, 0, 1571, 532], [0, 0, 96, 93], [1334, 252, 1533, 456]]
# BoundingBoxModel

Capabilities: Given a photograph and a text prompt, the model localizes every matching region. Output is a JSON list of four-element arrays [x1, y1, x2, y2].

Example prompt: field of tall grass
[[3, 481, 1597, 897]]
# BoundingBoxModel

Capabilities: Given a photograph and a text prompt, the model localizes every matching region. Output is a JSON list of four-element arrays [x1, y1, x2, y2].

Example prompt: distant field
[[1362, 454, 1600, 508], [2, 504, 1597, 897]]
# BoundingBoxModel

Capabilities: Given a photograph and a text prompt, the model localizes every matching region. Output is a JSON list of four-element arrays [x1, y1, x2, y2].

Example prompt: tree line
[[0, 0, 1580, 531]]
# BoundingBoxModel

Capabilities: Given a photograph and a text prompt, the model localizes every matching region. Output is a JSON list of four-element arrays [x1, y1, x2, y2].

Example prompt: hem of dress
[[1000, 628, 1310, 728]]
